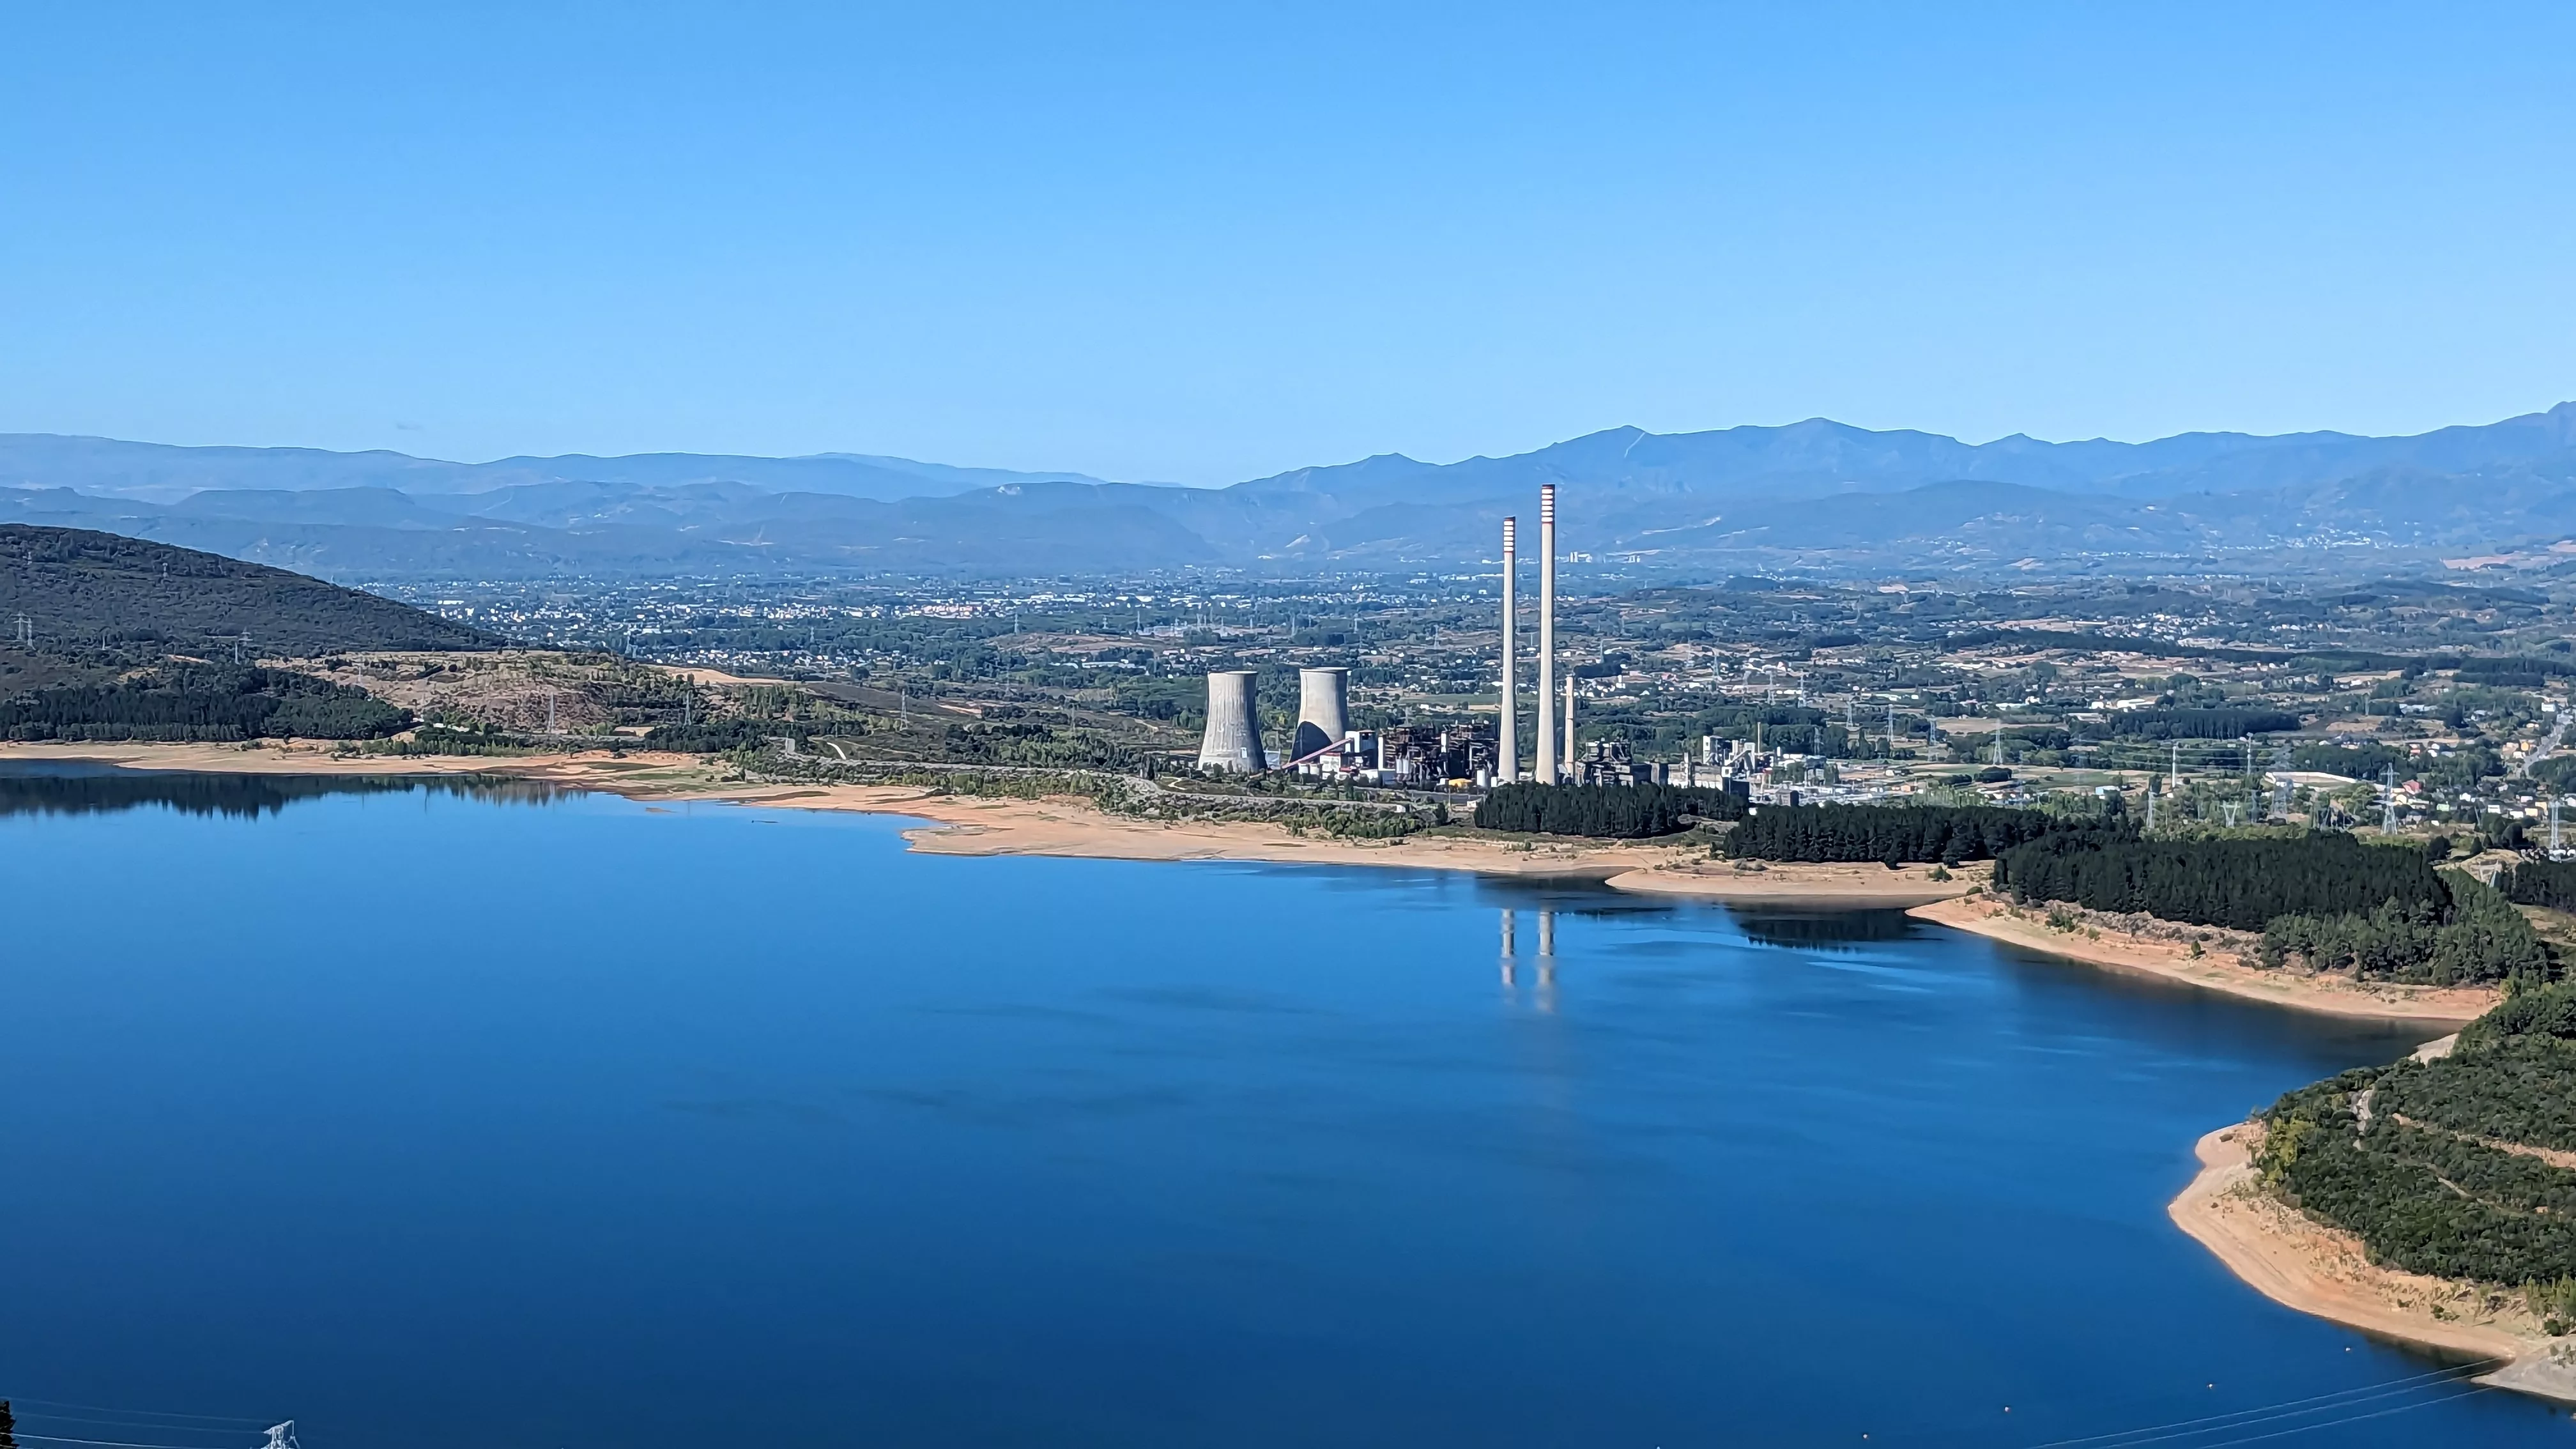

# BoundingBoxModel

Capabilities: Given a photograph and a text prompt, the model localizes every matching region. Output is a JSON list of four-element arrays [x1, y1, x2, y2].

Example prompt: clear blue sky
[[3, 3, 2571, 483]]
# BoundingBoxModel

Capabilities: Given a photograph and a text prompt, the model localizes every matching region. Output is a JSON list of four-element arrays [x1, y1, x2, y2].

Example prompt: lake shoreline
[[0, 742, 1977, 901], [1908, 896, 2499, 1024], [2170, 1121, 2576, 1403]]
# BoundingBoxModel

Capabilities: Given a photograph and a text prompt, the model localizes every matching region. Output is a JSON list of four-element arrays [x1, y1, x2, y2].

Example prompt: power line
[[7, 1434, 272, 1449], [2012, 1358, 2501, 1449], [0, 1400, 268, 1428]]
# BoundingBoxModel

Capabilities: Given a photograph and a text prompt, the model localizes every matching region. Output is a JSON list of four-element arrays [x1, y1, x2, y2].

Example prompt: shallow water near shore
[[2, 767, 2569, 1446]]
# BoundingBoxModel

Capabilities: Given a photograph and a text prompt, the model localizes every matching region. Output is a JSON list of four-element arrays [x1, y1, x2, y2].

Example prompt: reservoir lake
[[3, 765, 2570, 1447]]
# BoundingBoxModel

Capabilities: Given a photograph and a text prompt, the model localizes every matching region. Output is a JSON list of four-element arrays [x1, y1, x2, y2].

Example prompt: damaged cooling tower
[[1198, 670, 1268, 772], [1294, 667, 1351, 760]]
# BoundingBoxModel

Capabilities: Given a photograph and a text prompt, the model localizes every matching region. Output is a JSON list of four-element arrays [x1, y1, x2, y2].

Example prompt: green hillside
[[0, 523, 496, 656]]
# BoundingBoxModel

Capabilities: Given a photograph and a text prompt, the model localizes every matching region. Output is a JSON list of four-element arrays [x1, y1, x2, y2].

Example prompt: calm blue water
[[2, 769, 2569, 1448]]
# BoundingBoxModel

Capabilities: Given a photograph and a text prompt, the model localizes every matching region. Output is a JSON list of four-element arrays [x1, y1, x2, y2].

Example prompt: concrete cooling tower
[[1197, 670, 1268, 772], [1294, 667, 1351, 760]]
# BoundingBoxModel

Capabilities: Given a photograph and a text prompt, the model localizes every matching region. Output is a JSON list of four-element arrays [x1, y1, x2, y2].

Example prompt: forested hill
[[0, 525, 496, 656]]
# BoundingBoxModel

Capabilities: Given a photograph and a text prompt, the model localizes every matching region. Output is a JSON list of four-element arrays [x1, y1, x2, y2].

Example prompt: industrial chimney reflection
[[1535, 908, 1558, 1014], [1499, 907, 1517, 988]]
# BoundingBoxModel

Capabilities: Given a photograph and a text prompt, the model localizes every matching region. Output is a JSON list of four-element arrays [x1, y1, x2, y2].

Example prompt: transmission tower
[[2381, 764, 2398, 834], [262, 1424, 298, 1449], [11, 613, 27, 647]]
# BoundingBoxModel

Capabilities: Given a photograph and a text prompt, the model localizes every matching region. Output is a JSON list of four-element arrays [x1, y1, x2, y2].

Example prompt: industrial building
[[1196, 670, 1267, 772]]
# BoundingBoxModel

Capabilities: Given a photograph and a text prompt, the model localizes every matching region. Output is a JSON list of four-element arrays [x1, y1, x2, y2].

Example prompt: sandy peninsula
[[1908, 894, 2499, 1023], [2171, 1121, 2576, 1402]]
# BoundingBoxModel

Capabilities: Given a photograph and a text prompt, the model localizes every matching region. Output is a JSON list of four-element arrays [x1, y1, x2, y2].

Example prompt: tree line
[[1724, 802, 2067, 864], [0, 664, 410, 741], [1993, 831, 2446, 930], [2255, 873, 2549, 987], [2109, 707, 2301, 739], [2000, 830, 2550, 986], [1474, 781, 1745, 838]]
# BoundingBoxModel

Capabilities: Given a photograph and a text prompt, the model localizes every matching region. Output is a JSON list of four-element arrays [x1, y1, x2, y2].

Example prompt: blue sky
[[3, 3, 2571, 482]]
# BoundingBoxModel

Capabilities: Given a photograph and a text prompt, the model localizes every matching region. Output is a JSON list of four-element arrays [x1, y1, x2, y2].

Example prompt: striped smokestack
[[1499, 516, 1517, 782], [1535, 485, 1558, 784]]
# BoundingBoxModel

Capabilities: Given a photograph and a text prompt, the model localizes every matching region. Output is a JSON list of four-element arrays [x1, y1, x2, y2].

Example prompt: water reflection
[[1727, 906, 1917, 953], [0, 761, 563, 820], [1495, 906, 1561, 1012]]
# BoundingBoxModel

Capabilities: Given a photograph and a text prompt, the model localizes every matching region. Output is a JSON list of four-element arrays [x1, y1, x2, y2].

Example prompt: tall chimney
[[1499, 516, 1518, 782], [1535, 485, 1558, 784], [1564, 672, 1577, 775]]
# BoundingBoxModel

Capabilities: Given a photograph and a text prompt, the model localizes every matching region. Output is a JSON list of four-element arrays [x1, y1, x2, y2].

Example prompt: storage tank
[[1197, 670, 1268, 772], [1294, 667, 1351, 760]]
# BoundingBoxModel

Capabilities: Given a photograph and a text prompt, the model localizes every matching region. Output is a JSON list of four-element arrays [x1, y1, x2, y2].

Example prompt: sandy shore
[[2170, 1122, 2576, 1401], [1603, 858, 1981, 906], [0, 742, 1943, 897], [1908, 896, 2499, 1023]]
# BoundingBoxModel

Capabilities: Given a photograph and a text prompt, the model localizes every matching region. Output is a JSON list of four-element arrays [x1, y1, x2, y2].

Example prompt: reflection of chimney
[[1536, 908, 1557, 1014], [1499, 908, 1517, 988], [1535, 486, 1558, 784], [1499, 518, 1518, 782]]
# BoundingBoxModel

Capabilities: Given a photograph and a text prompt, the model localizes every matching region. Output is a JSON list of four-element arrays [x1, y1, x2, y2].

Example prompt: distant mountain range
[[4, 405, 2573, 579]]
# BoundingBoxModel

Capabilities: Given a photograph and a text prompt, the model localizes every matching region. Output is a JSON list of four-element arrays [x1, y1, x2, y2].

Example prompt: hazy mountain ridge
[[2, 405, 2571, 578]]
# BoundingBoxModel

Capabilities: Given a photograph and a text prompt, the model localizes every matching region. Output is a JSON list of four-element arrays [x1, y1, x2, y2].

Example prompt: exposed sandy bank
[[1908, 896, 2497, 1023], [2171, 1123, 2576, 1402], [0, 745, 2181, 910], [1602, 858, 1983, 906], [0, 743, 1654, 883]]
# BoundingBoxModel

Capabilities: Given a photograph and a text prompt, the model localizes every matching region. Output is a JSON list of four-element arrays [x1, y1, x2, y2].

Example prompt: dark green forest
[[0, 664, 410, 740], [2108, 707, 2302, 739], [1994, 832, 2446, 930], [2503, 859, 2576, 912], [0, 523, 496, 656], [1473, 781, 1743, 838], [2000, 831, 2550, 986], [1724, 802, 2067, 864]]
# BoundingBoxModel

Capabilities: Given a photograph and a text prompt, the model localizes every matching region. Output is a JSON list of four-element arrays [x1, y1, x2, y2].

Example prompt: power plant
[[1193, 482, 1568, 789], [1197, 669, 1267, 772], [1294, 666, 1351, 760]]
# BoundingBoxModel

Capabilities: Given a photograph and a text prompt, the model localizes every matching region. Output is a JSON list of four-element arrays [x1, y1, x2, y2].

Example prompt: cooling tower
[[1294, 667, 1351, 760], [1197, 670, 1267, 772], [1535, 484, 1558, 784], [1499, 516, 1517, 781]]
